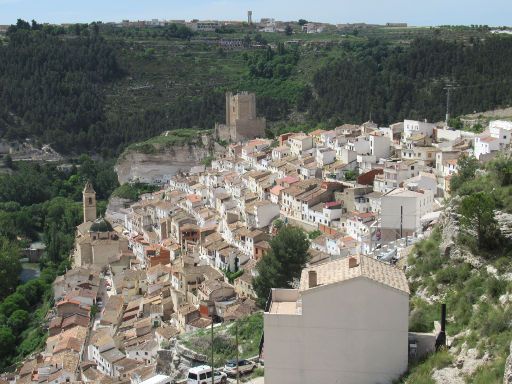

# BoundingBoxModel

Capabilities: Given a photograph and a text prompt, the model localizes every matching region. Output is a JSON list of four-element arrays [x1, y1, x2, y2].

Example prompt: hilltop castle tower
[[82, 181, 97, 223], [215, 91, 266, 142]]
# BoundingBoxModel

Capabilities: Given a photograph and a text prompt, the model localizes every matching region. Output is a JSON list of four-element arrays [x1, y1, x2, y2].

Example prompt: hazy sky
[[0, 0, 510, 26]]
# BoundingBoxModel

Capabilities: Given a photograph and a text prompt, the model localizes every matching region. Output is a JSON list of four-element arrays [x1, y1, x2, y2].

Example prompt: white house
[[489, 120, 512, 146], [374, 160, 422, 193], [403, 119, 435, 139], [346, 212, 377, 254], [264, 255, 409, 384], [346, 136, 371, 155], [369, 131, 391, 159], [88, 331, 125, 377], [315, 147, 336, 167], [473, 120, 512, 160], [244, 200, 280, 229], [403, 172, 438, 195], [380, 187, 434, 240], [474, 136, 500, 159], [288, 134, 314, 156], [272, 146, 290, 161], [125, 339, 158, 365]]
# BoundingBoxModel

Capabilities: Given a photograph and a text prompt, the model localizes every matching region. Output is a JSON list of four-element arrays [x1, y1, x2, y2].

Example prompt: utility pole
[[400, 205, 403, 239], [236, 320, 240, 384], [445, 87, 451, 125], [211, 320, 214, 384]]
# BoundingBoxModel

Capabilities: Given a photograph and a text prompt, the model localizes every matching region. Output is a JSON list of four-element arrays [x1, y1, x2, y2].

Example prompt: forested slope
[[309, 37, 512, 125], [0, 20, 122, 153], [2, 20, 512, 156]]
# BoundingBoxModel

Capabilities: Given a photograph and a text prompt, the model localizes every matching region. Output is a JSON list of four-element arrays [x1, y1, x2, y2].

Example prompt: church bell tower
[[83, 181, 97, 223]]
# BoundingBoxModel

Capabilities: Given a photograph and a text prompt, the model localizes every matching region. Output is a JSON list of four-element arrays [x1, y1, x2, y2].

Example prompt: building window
[[88, 197, 92, 204]]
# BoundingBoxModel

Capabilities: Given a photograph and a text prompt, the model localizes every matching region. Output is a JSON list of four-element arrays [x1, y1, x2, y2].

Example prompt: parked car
[[187, 365, 227, 384], [224, 359, 256, 376]]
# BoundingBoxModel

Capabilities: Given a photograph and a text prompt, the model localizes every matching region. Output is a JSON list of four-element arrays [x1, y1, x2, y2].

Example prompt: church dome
[[89, 217, 113, 233]]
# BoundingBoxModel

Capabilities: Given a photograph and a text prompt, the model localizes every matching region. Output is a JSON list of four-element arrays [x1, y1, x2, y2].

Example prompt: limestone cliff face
[[115, 144, 211, 185], [505, 342, 512, 384]]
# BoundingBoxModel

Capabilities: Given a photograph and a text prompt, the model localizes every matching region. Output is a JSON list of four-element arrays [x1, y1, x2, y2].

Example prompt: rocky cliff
[[115, 130, 223, 185], [405, 194, 512, 383]]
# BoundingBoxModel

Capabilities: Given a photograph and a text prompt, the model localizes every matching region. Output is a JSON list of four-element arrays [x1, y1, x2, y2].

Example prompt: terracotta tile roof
[[309, 129, 326, 136], [299, 255, 409, 294], [269, 185, 285, 196], [61, 313, 90, 329], [155, 326, 180, 340], [188, 317, 212, 328], [186, 194, 202, 203]]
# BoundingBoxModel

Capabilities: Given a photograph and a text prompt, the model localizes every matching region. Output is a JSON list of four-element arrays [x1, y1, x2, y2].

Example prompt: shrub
[[409, 299, 437, 333], [485, 277, 507, 300]]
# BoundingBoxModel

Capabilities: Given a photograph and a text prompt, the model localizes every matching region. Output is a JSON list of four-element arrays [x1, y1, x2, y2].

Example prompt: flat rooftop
[[269, 301, 298, 315]]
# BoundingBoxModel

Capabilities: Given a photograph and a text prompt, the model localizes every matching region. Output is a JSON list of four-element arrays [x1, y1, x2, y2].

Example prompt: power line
[[444, 78, 512, 124]]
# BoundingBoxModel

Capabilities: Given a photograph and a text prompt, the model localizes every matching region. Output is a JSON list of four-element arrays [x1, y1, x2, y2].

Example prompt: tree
[[298, 19, 308, 26], [459, 191, 500, 251], [450, 155, 479, 192], [3, 155, 13, 169], [0, 327, 15, 360], [0, 238, 21, 299], [284, 25, 293, 36], [344, 169, 358, 181], [487, 155, 512, 187], [253, 226, 310, 307], [7, 309, 29, 335]]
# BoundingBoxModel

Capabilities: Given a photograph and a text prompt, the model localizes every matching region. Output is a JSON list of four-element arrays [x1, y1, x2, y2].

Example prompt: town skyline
[[0, 0, 511, 26]]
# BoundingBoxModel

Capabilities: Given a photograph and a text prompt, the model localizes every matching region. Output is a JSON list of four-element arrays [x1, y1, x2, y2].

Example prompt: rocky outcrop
[[155, 340, 208, 381], [496, 211, 512, 242], [432, 345, 490, 384], [115, 144, 211, 185], [437, 197, 483, 268], [505, 342, 512, 384]]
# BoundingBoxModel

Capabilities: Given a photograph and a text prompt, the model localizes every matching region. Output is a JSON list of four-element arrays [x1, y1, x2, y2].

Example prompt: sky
[[0, 0, 511, 27]]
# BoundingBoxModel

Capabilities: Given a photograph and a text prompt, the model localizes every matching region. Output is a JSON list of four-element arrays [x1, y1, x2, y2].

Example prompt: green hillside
[[401, 155, 512, 383], [0, 20, 510, 156]]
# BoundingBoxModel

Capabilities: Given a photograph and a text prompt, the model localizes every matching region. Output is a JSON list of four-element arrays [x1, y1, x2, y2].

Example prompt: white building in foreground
[[263, 255, 409, 384]]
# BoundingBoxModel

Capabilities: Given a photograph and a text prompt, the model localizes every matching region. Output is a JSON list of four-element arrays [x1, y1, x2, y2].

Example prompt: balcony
[[267, 288, 301, 315]]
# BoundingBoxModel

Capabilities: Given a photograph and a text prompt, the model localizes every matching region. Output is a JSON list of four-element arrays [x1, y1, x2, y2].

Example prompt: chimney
[[348, 256, 359, 268], [308, 270, 317, 288]]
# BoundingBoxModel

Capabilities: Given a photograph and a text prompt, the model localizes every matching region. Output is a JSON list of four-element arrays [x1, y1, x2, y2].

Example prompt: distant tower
[[248, 11, 253, 25], [83, 181, 97, 223]]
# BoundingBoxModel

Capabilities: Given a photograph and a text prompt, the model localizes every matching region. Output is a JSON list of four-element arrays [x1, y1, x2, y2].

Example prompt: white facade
[[474, 136, 500, 159], [380, 188, 434, 235], [369, 133, 391, 159], [403, 119, 434, 139], [315, 148, 336, 167], [489, 120, 512, 145], [346, 136, 371, 155], [403, 172, 438, 195], [374, 161, 421, 193], [264, 256, 409, 384], [288, 135, 313, 156]]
